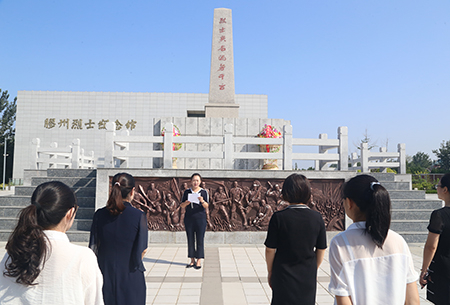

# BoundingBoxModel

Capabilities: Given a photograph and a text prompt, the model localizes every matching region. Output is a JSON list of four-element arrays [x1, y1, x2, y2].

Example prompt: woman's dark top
[[426, 206, 450, 304], [89, 202, 148, 305], [181, 188, 209, 219], [265, 205, 327, 305]]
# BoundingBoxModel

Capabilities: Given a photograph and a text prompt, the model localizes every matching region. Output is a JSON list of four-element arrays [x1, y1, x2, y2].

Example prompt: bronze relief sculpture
[[126, 177, 344, 232]]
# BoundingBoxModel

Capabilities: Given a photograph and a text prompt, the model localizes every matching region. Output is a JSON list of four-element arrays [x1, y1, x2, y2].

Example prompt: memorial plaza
[[0, 239, 432, 305], [0, 188, 433, 305]]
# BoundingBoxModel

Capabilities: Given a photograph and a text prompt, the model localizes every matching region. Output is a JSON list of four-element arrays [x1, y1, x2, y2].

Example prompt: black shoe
[[194, 265, 202, 270], [186, 263, 195, 268]]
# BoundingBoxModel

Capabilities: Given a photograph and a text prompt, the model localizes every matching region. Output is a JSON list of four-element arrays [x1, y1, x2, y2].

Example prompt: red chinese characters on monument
[[217, 18, 228, 91]]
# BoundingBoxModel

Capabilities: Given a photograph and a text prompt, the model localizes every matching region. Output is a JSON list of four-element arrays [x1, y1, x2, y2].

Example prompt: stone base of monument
[[0, 168, 440, 243]]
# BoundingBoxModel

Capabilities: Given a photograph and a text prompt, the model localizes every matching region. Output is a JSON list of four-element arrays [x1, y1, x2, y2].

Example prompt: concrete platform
[[0, 242, 432, 305]]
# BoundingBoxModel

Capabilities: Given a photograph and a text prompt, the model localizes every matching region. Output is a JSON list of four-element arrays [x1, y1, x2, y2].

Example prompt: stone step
[[31, 177, 96, 188], [47, 169, 96, 178], [388, 190, 426, 200], [397, 232, 428, 243], [391, 209, 433, 220], [0, 207, 94, 219], [390, 220, 428, 232], [0, 230, 91, 243], [15, 186, 96, 197], [378, 181, 410, 191], [0, 196, 95, 207], [0, 218, 92, 231], [368, 173, 396, 182], [66, 231, 91, 243], [391, 199, 442, 210]]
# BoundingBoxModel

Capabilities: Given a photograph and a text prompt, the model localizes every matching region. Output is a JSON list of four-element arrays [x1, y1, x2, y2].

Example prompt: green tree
[[406, 151, 432, 174], [0, 90, 17, 183], [433, 140, 450, 172], [354, 129, 377, 151]]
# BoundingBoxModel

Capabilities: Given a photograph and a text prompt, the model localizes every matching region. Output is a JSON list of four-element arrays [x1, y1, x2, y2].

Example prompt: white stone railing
[[104, 122, 351, 171], [350, 143, 406, 174], [31, 138, 95, 170]]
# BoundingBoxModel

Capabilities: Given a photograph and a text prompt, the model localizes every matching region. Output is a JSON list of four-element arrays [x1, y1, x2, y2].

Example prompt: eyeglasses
[[436, 184, 443, 189]]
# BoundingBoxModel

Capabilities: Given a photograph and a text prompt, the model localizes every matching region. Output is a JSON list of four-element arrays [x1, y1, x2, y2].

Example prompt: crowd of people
[[0, 171, 448, 305]]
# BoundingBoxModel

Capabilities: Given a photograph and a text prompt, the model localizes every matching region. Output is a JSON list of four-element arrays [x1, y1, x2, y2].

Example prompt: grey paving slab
[[0, 242, 434, 304]]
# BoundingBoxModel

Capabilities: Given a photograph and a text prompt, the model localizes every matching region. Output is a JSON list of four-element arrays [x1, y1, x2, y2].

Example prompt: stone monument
[[205, 8, 239, 118]]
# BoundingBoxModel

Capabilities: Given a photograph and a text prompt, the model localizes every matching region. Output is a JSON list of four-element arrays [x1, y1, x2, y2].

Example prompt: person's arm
[[199, 190, 209, 209], [142, 248, 148, 260], [336, 296, 352, 305], [265, 247, 276, 289], [420, 232, 440, 287], [405, 281, 420, 305], [180, 200, 190, 208], [316, 248, 326, 269]]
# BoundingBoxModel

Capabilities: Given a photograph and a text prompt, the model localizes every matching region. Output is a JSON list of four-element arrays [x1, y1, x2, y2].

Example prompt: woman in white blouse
[[328, 174, 419, 305], [0, 181, 103, 305]]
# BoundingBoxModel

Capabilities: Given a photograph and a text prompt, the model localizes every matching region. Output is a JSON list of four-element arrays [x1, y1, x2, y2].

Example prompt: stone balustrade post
[[351, 152, 358, 168], [89, 151, 95, 168], [318, 133, 328, 170], [104, 122, 116, 168], [283, 125, 293, 170], [361, 142, 369, 173], [120, 130, 130, 168], [31, 138, 40, 169], [379, 147, 387, 173], [224, 123, 234, 169], [49, 142, 58, 168], [71, 139, 81, 169], [338, 126, 348, 171], [163, 123, 174, 169], [398, 143, 406, 174]]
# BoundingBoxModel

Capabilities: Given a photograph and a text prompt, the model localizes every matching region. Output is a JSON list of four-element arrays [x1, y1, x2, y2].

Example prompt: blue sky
[[1, 0, 449, 163]]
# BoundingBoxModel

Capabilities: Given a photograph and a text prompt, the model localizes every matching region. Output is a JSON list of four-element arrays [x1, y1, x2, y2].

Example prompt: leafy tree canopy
[[433, 140, 450, 173], [0, 89, 16, 139], [355, 129, 377, 152], [406, 151, 432, 174]]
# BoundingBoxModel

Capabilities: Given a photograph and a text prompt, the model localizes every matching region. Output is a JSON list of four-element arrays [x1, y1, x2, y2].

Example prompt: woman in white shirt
[[328, 174, 419, 305], [0, 181, 103, 305]]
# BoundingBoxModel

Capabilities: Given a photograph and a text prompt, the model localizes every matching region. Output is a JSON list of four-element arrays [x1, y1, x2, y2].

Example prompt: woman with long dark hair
[[328, 174, 419, 305], [180, 173, 209, 269], [0, 181, 103, 304], [89, 173, 148, 305], [420, 173, 450, 304], [265, 174, 327, 305]]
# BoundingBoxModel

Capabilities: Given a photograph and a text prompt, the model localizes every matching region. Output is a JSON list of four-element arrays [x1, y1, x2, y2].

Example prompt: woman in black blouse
[[421, 173, 450, 304], [180, 173, 209, 269], [265, 173, 327, 305]]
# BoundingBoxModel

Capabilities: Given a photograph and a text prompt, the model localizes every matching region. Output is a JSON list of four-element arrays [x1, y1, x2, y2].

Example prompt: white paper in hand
[[188, 193, 200, 204]]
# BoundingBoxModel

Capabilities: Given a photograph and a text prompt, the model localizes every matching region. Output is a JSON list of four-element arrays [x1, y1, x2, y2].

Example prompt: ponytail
[[343, 174, 391, 248], [106, 173, 135, 216], [4, 181, 77, 285]]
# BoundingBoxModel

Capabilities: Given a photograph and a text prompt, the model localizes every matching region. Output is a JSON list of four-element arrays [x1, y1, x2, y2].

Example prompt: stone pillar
[[205, 8, 239, 118], [338, 126, 348, 171], [398, 143, 406, 174]]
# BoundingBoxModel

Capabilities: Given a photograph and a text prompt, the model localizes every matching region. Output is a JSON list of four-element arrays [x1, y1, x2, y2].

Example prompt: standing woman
[[420, 173, 450, 304], [329, 174, 419, 305], [180, 173, 209, 269], [0, 181, 103, 304], [89, 173, 148, 305], [265, 174, 327, 305]]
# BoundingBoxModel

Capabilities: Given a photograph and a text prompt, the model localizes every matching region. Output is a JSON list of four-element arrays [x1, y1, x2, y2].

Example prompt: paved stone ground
[[0, 241, 431, 305], [0, 189, 433, 304]]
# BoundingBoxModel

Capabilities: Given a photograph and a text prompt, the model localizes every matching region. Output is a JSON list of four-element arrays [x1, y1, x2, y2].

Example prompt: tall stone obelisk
[[205, 8, 239, 118]]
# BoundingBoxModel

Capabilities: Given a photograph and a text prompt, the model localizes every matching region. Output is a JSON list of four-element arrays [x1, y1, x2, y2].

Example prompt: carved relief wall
[[115, 177, 344, 232]]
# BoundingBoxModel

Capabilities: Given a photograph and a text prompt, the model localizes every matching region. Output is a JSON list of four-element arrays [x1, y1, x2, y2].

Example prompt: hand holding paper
[[187, 193, 200, 204]]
